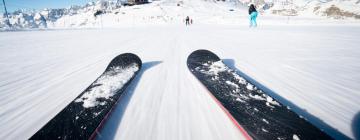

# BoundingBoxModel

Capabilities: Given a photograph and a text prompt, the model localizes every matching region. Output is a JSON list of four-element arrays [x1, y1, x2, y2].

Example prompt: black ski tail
[[187, 49, 333, 140]]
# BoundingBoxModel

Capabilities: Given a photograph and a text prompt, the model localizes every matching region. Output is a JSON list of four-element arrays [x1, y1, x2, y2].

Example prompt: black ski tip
[[106, 53, 142, 71], [187, 49, 220, 69], [29, 53, 142, 140]]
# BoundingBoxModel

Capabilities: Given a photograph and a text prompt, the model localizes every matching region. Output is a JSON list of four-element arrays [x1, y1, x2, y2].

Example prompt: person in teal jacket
[[248, 4, 258, 27]]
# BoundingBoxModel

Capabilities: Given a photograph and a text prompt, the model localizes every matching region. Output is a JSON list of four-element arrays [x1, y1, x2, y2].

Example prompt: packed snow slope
[[1, 24, 360, 140], [1, 1, 360, 140]]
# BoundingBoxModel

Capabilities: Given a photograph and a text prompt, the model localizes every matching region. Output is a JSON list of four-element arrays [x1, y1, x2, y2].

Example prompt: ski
[[187, 49, 332, 140], [30, 53, 142, 140]]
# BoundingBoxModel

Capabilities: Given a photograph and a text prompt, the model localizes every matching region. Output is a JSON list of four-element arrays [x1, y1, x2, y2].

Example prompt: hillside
[[1, 0, 360, 30]]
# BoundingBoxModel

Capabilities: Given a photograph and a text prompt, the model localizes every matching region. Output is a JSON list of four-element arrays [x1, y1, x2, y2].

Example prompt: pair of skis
[[30, 50, 332, 140]]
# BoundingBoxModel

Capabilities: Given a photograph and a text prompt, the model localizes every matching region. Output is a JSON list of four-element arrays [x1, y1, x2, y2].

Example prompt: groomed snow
[[0, 24, 359, 140]]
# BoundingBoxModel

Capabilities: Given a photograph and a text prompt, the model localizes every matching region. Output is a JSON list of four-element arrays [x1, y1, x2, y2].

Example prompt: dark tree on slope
[[127, 0, 149, 5]]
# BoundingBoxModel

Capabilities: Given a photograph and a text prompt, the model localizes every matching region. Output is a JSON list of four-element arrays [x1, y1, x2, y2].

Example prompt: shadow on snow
[[353, 112, 360, 140], [96, 61, 162, 140], [222, 58, 351, 140]]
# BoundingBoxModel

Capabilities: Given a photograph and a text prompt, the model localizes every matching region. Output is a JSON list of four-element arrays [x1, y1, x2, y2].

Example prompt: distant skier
[[186, 16, 190, 26], [190, 19, 193, 25], [248, 4, 258, 27]]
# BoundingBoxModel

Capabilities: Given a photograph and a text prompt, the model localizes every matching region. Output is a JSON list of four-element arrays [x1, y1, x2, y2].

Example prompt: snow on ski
[[187, 49, 333, 140], [30, 53, 142, 140]]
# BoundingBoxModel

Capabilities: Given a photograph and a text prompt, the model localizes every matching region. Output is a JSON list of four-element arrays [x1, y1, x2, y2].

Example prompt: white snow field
[[1, 24, 360, 140], [1, 0, 360, 139]]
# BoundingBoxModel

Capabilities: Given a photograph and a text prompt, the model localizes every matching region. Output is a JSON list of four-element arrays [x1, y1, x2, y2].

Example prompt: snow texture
[[1, 24, 359, 140], [0, 0, 359, 140], [203, 60, 281, 108], [74, 64, 139, 108], [293, 134, 300, 140]]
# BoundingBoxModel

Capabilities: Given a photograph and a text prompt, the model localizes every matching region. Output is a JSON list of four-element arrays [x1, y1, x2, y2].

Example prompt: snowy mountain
[[269, 0, 360, 19], [0, 1, 120, 29], [0, 0, 359, 30], [0, 0, 239, 29]]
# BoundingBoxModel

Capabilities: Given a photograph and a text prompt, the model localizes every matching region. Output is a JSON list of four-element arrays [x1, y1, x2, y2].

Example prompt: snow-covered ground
[[1, 0, 360, 139], [0, 24, 359, 140]]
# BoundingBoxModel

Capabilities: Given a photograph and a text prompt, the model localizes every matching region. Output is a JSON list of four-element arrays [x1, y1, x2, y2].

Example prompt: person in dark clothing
[[185, 16, 190, 26], [248, 4, 258, 27]]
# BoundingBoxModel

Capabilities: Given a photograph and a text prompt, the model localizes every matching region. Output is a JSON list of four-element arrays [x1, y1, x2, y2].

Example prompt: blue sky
[[1, 0, 94, 12]]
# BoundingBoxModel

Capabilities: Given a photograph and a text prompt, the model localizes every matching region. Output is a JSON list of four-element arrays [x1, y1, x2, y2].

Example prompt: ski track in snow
[[0, 24, 360, 140]]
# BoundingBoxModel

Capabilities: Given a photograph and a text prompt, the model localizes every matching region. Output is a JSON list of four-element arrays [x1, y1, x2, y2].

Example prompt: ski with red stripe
[[186, 49, 332, 140]]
